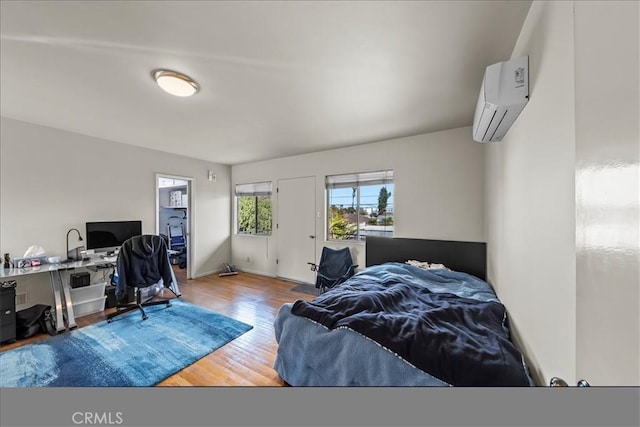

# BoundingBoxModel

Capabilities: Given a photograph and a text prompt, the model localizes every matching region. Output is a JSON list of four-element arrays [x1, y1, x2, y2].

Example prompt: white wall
[[486, 0, 639, 386], [231, 126, 485, 277], [574, 0, 639, 386], [485, 0, 576, 386], [0, 117, 231, 308], [485, 2, 575, 388]]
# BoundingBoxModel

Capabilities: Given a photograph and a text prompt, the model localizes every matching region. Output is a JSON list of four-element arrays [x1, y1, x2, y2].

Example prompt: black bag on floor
[[16, 304, 57, 338]]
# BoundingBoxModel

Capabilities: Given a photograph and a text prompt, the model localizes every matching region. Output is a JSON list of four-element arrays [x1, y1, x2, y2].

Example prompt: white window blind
[[325, 170, 394, 189], [235, 181, 272, 197]]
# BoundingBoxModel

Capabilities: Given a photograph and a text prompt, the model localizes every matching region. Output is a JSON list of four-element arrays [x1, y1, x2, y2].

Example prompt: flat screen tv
[[86, 220, 142, 253]]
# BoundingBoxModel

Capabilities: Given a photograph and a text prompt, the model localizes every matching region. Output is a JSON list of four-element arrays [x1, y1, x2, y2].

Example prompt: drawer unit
[[72, 296, 106, 318], [70, 281, 106, 304], [0, 305, 16, 326], [0, 284, 16, 344], [70, 282, 107, 318], [0, 289, 15, 310], [0, 323, 16, 344]]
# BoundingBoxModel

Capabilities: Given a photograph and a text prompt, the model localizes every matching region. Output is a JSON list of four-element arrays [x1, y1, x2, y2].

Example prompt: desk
[[1, 258, 114, 332], [0, 258, 181, 333]]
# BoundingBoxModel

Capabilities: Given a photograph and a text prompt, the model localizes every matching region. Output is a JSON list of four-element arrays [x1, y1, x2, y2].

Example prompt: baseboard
[[509, 322, 542, 386], [236, 267, 276, 277], [193, 267, 276, 279], [192, 269, 222, 279]]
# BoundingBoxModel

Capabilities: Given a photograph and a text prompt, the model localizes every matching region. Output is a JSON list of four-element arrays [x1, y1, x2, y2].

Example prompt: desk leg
[[58, 271, 77, 330], [48, 271, 66, 332], [169, 267, 181, 297]]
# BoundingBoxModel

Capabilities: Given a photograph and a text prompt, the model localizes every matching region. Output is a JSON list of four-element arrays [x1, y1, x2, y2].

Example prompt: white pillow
[[406, 260, 451, 271], [406, 260, 431, 269], [428, 263, 450, 270]]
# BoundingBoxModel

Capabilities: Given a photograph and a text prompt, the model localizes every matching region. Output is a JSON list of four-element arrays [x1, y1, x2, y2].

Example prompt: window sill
[[324, 240, 365, 245], [235, 233, 271, 238]]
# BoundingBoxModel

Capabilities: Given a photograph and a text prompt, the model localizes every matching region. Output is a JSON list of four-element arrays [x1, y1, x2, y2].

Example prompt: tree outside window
[[236, 182, 272, 235], [326, 171, 394, 241]]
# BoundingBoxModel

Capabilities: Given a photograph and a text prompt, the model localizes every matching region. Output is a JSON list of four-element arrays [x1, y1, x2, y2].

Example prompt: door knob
[[309, 235, 315, 239], [549, 377, 568, 387]]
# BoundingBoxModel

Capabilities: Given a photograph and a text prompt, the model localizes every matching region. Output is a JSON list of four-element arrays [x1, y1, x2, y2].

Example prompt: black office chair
[[107, 235, 179, 322], [308, 247, 358, 293]]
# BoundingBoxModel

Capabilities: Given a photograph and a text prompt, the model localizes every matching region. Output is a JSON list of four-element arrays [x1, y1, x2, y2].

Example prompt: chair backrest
[[318, 247, 353, 278], [117, 234, 173, 290], [167, 224, 185, 249]]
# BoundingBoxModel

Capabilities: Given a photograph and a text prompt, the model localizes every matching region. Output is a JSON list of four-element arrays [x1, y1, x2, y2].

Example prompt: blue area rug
[[0, 299, 252, 387]]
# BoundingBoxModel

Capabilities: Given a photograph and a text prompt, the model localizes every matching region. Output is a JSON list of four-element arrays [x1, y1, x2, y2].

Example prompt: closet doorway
[[156, 174, 193, 279]]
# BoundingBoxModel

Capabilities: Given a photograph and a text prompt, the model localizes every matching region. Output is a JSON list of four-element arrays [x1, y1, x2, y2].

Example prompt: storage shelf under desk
[[70, 281, 106, 305]]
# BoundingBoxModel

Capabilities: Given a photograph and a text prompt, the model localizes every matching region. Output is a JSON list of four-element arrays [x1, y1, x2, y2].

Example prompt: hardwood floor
[[1, 267, 316, 386]]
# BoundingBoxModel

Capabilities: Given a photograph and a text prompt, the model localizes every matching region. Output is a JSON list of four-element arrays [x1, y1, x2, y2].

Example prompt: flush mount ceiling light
[[152, 69, 199, 97]]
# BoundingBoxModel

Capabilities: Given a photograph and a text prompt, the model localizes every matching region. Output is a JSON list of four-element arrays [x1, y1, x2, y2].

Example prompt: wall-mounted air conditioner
[[472, 56, 529, 142]]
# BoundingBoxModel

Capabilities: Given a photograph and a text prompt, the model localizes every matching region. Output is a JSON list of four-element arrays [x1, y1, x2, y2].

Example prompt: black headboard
[[365, 236, 487, 281]]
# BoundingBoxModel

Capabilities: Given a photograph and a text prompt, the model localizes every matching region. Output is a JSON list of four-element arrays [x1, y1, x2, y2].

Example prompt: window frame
[[325, 170, 394, 242], [235, 181, 273, 236]]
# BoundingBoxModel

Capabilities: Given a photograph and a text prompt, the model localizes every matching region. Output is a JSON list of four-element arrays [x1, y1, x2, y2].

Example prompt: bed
[[273, 237, 533, 386]]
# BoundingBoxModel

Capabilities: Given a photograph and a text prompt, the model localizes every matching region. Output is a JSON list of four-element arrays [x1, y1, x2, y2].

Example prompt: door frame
[[155, 173, 194, 279]]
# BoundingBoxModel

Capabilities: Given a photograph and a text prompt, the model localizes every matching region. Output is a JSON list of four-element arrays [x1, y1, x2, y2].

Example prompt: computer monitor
[[86, 220, 142, 254]]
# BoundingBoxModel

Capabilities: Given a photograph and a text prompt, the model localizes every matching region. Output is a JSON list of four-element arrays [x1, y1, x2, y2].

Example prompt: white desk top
[[1, 258, 115, 279]]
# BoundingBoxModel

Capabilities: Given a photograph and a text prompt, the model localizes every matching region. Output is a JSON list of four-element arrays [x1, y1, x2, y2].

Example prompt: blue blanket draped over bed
[[290, 263, 531, 387]]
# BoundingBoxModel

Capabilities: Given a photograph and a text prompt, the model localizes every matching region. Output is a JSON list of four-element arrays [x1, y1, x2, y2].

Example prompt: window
[[235, 181, 272, 235], [326, 170, 394, 241]]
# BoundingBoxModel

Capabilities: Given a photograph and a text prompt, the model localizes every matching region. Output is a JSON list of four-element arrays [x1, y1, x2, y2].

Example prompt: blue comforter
[[285, 263, 531, 386]]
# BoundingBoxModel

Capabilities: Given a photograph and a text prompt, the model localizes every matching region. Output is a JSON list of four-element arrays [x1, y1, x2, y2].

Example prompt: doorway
[[277, 176, 316, 284], [156, 174, 193, 279]]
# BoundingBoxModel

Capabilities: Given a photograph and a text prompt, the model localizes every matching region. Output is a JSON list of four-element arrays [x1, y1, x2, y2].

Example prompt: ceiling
[[0, 1, 531, 165]]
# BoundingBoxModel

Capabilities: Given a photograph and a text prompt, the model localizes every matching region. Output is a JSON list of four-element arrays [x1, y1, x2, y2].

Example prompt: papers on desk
[[102, 256, 117, 263]]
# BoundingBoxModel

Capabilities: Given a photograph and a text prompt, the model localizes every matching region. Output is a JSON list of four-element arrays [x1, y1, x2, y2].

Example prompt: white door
[[277, 176, 316, 284]]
